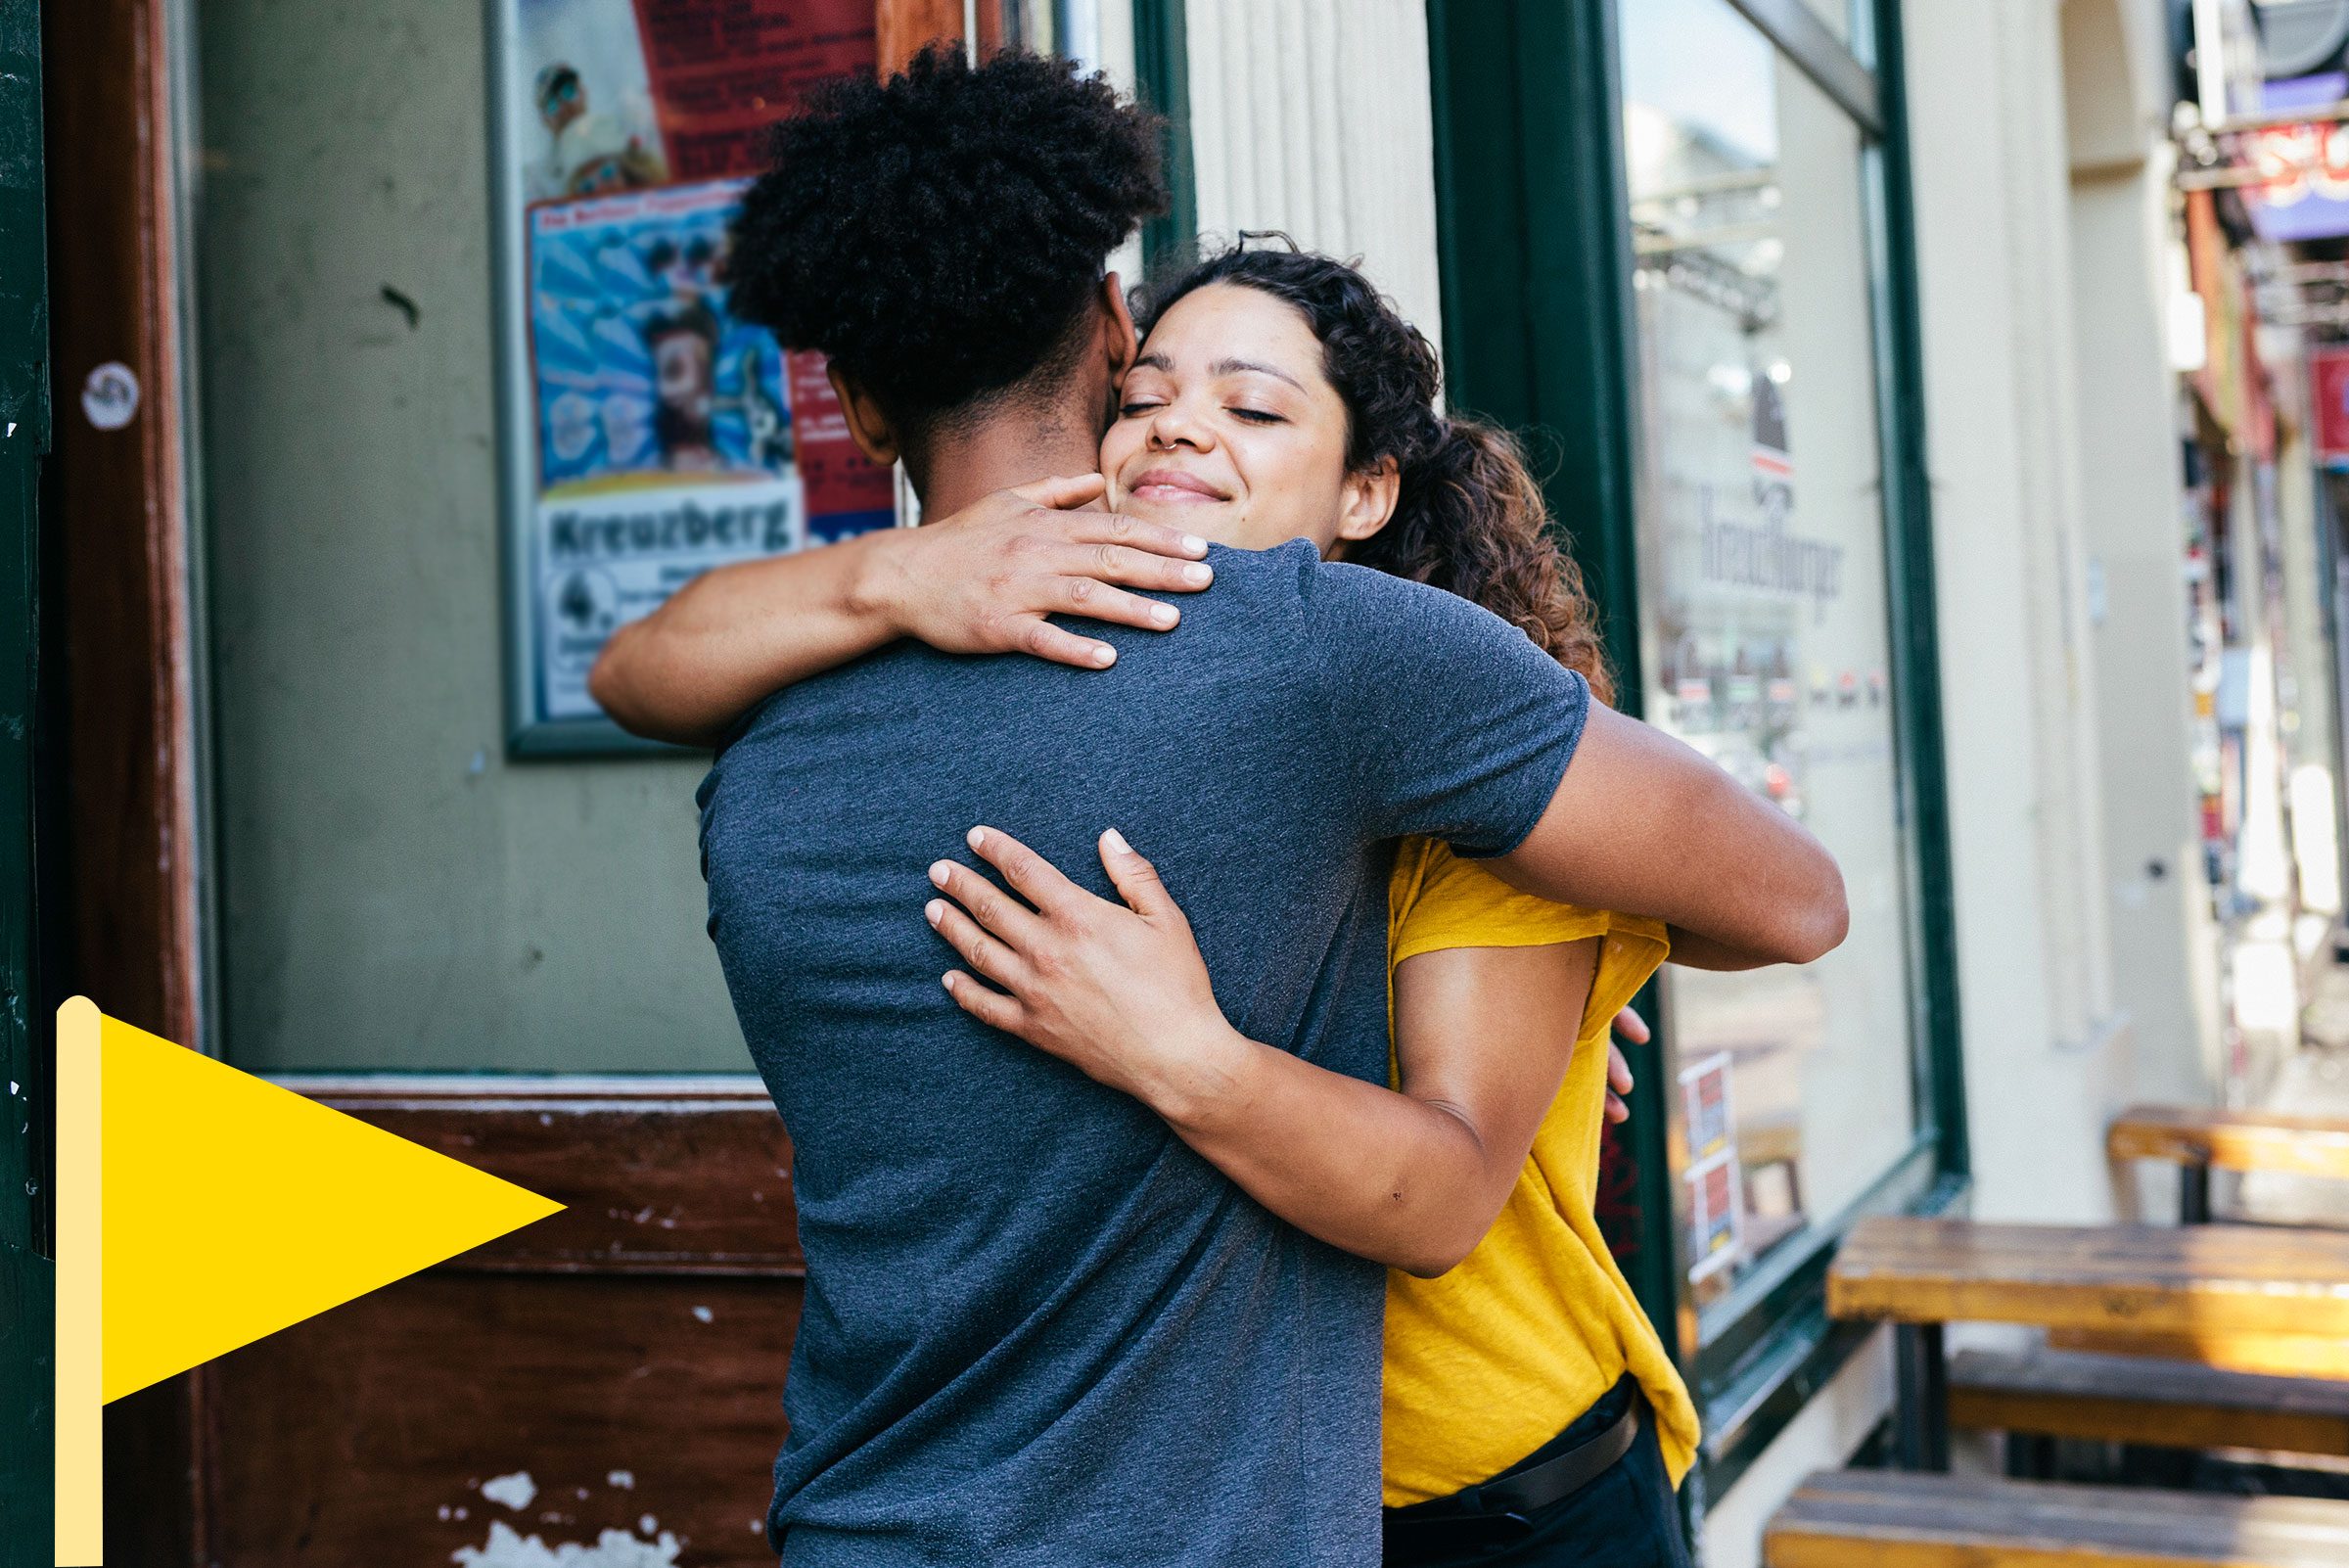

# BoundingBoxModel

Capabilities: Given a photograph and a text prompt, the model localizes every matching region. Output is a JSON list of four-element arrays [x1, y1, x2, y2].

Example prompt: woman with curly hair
[[917, 246, 1704, 1568]]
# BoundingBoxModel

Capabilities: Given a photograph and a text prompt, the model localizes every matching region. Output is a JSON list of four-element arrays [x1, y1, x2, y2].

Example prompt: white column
[[1904, 0, 2132, 1228], [2068, 150, 2224, 1107], [1995, 0, 2121, 1055], [1180, 0, 1445, 354]]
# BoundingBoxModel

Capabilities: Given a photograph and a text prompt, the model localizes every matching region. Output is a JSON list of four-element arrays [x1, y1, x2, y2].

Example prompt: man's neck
[[914, 401, 1107, 519]]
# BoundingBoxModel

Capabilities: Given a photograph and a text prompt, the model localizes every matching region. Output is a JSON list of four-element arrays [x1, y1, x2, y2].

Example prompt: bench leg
[[2004, 1431, 2055, 1479], [2180, 1162, 2211, 1224], [1892, 1322, 1950, 1472]]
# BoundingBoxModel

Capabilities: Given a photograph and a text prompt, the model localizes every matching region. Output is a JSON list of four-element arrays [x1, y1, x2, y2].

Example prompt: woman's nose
[[1147, 401, 1212, 451]]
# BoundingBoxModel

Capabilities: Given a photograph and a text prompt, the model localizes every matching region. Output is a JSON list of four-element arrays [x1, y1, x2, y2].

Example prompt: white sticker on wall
[[80, 361, 140, 432]]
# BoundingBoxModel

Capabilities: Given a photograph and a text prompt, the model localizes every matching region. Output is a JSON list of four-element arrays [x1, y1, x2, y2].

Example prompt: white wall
[[1908, 0, 2135, 1224], [1089, 0, 1146, 290], [1181, 0, 1445, 350], [2064, 0, 2223, 1110]]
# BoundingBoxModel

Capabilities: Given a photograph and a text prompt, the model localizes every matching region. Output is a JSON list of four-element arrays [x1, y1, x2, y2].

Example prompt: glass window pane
[[1620, 0, 1916, 1319], [1796, 0, 1853, 44], [192, 0, 845, 1072]]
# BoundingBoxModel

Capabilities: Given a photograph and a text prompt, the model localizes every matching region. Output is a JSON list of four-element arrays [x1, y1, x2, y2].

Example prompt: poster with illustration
[[494, 0, 895, 747], [1684, 1148, 1743, 1284]]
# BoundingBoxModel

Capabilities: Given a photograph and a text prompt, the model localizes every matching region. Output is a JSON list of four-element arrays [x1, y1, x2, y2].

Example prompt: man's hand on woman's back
[[865, 474, 1216, 671]]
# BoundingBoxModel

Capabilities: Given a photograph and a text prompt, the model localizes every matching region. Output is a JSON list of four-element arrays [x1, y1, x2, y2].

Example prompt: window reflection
[[1620, 0, 1916, 1318]]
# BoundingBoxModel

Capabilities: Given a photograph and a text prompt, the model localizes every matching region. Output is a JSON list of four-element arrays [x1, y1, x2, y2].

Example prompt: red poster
[[2314, 348, 2349, 466], [629, 0, 879, 181], [789, 350, 898, 534], [504, 0, 897, 734], [624, 0, 897, 534]]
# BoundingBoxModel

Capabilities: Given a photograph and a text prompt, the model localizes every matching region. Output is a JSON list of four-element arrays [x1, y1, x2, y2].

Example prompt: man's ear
[[1333, 457, 1401, 551], [1099, 272, 1139, 380], [827, 363, 900, 467]]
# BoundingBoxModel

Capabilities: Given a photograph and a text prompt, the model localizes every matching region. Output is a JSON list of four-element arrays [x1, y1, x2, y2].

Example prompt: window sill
[[1691, 1164, 1967, 1502]]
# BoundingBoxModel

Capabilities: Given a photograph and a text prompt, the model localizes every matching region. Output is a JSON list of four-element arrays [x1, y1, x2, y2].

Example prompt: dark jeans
[[1382, 1376, 1694, 1568]]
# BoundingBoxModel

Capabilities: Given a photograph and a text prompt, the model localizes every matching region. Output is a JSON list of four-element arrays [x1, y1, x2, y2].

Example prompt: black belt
[[1382, 1391, 1644, 1559]]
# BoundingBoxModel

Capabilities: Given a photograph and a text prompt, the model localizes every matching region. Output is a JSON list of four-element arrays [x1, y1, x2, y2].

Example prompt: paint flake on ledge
[[451, 1519, 683, 1568], [482, 1470, 538, 1511]]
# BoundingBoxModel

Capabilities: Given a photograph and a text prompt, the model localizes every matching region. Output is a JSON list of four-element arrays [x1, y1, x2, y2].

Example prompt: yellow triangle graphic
[[101, 1013, 564, 1403]]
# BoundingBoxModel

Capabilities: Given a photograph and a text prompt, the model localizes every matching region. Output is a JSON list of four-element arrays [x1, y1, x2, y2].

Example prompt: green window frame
[[1426, 0, 1968, 1508]]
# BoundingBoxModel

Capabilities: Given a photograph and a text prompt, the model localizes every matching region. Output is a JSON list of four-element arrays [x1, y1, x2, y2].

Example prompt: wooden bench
[[1765, 1468, 2349, 1567], [2108, 1105, 2349, 1222], [1826, 1217, 2349, 1468], [1948, 1346, 2349, 1473], [2043, 1327, 2349, 1382]]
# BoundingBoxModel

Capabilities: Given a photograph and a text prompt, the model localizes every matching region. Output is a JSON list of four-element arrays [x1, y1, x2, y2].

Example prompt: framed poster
[[1678, 1050, 1744, 1283], [488, 0, 898, 754]]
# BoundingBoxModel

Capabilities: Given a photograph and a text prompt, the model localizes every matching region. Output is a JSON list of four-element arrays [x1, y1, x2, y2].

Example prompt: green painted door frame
[[1132, 0, 1195, 276], [1427, 0, 1967, 1506], [1425, 0, 1677, 1351], [0, 0, 53, 1558]]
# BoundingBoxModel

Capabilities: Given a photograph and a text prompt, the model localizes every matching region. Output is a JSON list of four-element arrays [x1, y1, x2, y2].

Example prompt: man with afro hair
[[673, 44, 1694, 1568], [591, 44, 1208, 740], [730, 43, 1164, 500]]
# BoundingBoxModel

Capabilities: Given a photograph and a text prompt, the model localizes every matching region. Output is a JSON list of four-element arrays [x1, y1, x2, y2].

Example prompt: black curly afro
[[730, 44, 1166, 438]]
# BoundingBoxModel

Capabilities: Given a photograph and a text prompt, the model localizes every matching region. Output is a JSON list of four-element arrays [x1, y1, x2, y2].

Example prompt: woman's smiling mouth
[[1128, 468, 1231, 505]]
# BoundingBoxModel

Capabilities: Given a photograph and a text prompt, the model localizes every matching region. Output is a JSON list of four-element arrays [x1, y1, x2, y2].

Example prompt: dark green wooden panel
[[0, 1241, 53, 1566], [1869, 0, 1967, 1191], [1132, 0, 1195, 275], [0, 0, 48, 1557], [1430, 0, 1647, 690]]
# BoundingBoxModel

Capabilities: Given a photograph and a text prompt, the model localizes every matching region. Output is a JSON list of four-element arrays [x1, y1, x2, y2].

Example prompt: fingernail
[[941, 973, 957, 992], [1182, 533, 1208, 554], [930, 861, 952, 886], [1093, 645, 1117, 667], [1183, 563, 1214, 585], [925, 899, 944, 925], [1152, 603, 1178, 627], [1103, 828, 1130, 854], [967, 826, 988, 850]]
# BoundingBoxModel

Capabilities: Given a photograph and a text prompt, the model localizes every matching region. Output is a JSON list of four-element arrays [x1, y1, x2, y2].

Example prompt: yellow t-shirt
[[1381, 837, 1699, 1507]]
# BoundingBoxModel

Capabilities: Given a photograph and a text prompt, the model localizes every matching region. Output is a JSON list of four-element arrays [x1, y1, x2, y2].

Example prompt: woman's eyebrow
[[1210, 357, 1306, 391]]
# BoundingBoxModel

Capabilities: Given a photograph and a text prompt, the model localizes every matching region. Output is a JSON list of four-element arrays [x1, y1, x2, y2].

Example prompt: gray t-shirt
[[697, 538, 1590, 1566]]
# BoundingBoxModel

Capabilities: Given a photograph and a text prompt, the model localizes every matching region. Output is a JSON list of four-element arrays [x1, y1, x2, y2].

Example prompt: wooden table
[[1825, 1216, 2349, 1469], [2108, 1104, 2349, 1222]]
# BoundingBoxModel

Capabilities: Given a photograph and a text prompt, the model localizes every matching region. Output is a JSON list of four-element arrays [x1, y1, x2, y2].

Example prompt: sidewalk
[[2235, 956, 2349, 1227]]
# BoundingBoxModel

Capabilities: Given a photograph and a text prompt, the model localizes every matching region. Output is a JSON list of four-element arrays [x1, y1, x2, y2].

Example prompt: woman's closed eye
[[1117, 396, 1285, 424]]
